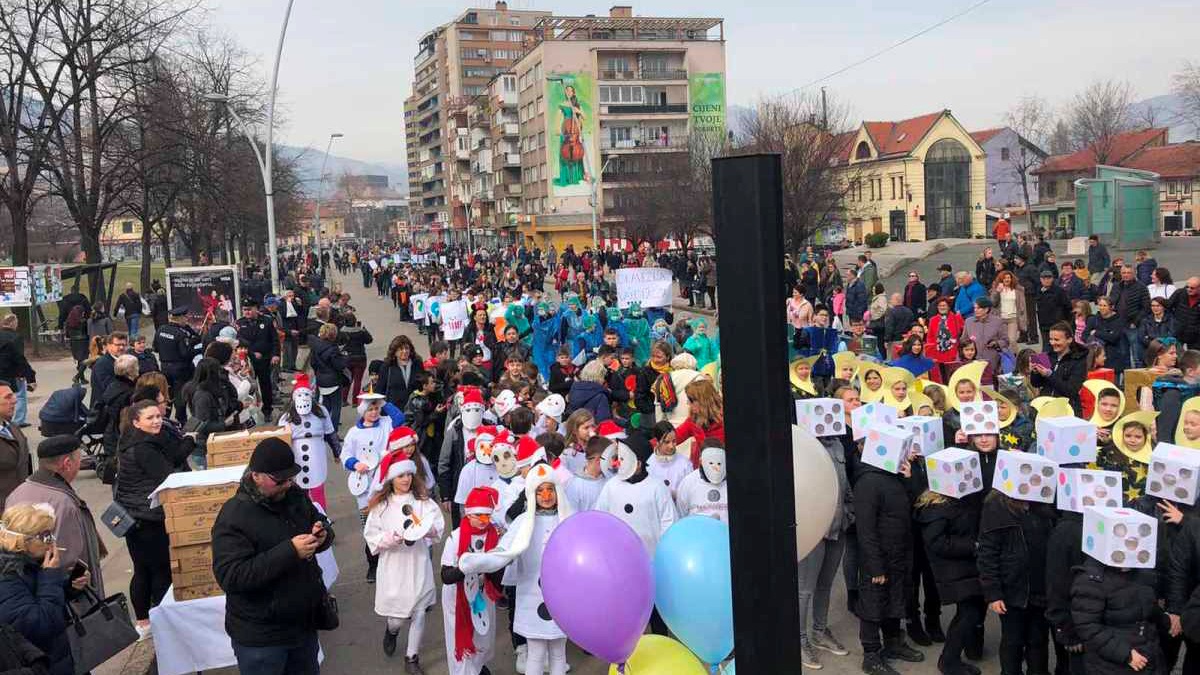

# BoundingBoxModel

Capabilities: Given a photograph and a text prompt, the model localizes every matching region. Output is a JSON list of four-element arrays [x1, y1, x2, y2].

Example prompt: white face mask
[[701, 447, 726, 485], [293, 389, 313, 416], [610, 442, 639, 482], [494, 445, 518, 479], [493, 391, 517, 418], [536, 394, 566, 421], [474, 433, 497, 465], [461, 404, 484, 431]]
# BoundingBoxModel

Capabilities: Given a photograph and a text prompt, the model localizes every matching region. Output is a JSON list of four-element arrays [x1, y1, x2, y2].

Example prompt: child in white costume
[[364, 455, 445, 673], [644, 421, 691, 498], [440, 486, 504, 675], [594, 433, 678, 557], [278, 374, 338, 508], [460, 463, 573, 675], [675, 443, 729, 523], [454, 425, 501, 511]]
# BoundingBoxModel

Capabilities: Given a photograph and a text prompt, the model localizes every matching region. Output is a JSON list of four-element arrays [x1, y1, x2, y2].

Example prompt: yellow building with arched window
[[834, 109, 988, 242]]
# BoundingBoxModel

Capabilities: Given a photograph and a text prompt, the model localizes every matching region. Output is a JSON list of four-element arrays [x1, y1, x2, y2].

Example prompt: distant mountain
[[1129, 93, 1197, 143], [281, 145, 408, 197]]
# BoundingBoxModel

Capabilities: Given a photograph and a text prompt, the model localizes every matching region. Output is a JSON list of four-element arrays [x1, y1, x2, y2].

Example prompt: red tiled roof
[[1033, 128, 1168, 175], [862, 111, 945, 157], [1124, 142, 1200, 178], [970, 127, 1005, 145]]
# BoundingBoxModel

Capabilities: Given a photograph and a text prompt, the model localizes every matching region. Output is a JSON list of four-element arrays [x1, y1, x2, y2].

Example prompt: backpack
[[66, 305, 85, 331]]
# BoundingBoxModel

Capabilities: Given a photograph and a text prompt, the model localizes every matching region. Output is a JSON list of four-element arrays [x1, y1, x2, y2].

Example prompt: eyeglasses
[[30, 531, 55, 544], [266, 474, 294, 487]]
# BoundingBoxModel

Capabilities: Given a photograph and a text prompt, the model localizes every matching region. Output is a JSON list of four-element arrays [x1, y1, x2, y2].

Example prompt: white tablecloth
[[150, 549, 338, 675]]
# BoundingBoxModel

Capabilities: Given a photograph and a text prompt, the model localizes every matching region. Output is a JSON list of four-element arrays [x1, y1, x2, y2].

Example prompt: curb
[[93, 639, 156, 675], [877, 242, 949, 279]]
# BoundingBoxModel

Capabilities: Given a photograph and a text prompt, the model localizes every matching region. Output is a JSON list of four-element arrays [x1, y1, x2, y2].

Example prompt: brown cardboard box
[[169, 543, 213, 574], [206, 426, 290, 468], [164, 511, 219, 536], [174, 582, 223, 601], [168, 528, 213, 546], [1123, 369, 1156, 415], [158, 483, 238, 505], [171, 567, 217, 589], [162, 497, 228, 519]]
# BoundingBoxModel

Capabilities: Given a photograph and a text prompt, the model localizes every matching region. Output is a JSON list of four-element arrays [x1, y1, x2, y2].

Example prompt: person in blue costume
[[644, 305, 671, 329], [889, 335, 935, 378], [792, 308, 840, 383], [683, 318, 719, 370], [504, 302, 532, 346], [624, 302, 652, 364], [574, 313, 604, 360], [532, 302, 561, 383], [649, 318, 678, 353], [604, 306, 628, 347], [560, 295, 585, 347]]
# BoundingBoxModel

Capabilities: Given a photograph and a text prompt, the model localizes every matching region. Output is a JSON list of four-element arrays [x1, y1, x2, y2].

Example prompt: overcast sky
[[209, 0, 1198, 163]]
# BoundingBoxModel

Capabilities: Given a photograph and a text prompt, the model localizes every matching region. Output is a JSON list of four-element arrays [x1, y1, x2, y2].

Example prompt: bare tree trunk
[[140, 219, 153, 291]]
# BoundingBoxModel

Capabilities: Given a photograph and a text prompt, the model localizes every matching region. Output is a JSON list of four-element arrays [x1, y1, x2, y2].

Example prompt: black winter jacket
[[1035, 284, 1072, 333], [308, 337, 349, 391], [1109, 279, 1151, 328], [853, 466, 912, 621], [1169, 288, 1200, 346], [90, 376, 135, 459], [115, 428, 193, 522], [1071, 558, 1167, 675], [0, 330, 34, 385], [0, 621, 49, 674], [1045, 512, 1086, 647], [211, 476, 333, 647], [977, 493, 1054, 608], [1166, 512, 1200, 614], [916, 498, 981, 604], [377, 360, 425, 411], [0, 555, 70, 675], [1031, 343, 1089, 416]]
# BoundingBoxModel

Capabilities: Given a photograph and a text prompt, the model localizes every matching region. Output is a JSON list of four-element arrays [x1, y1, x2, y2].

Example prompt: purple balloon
[[540, 511, 654, 664]]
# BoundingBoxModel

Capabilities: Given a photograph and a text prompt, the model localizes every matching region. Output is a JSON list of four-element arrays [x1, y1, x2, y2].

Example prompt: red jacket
[[675, 419, 727, 468], [925, 312, 965, 364]]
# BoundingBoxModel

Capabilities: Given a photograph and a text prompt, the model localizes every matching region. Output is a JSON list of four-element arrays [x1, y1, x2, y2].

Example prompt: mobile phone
[[70, 560, 88, 579]]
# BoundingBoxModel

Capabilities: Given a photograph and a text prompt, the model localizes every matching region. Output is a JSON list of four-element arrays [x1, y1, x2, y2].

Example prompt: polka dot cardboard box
[[1057, 468, 1123, 513], [851, 401, 898, 441], [925, 448, 983, 498], [960, 401, 999, 436], [895, 415, 944, 456], [859, 424, 913, 475], [794, 398, 846, 438], [1082, 506, 1158, 569], [1146, 442, 1200, 506], [1035, 416, 1097, 464], [993, 450, 1058, 503]]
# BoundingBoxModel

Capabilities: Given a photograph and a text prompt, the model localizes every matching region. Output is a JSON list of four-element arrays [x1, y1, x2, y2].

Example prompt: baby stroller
[[38, 382, 101, 470]]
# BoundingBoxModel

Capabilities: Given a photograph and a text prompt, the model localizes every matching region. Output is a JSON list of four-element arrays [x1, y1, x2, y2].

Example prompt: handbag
[[66, 587, 138, 675], [98, 501, 135, 538], [315, 592, 339, 631]]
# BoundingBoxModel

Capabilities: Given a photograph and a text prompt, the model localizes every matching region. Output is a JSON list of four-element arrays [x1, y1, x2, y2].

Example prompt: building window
[[924, 138, 972, 238], [890, 177, 896, 199], [855, 141, 871, 160], [599, 85, 644, 104], [1169, 181, 1179, 195], [1001, 147, 1010, 161], [538, 131, 545, 147], [1185, 181, 1193, 195], [869, 179, 875, 201], [121, 220, 134, 234], [1045, 180, 1057, 199]]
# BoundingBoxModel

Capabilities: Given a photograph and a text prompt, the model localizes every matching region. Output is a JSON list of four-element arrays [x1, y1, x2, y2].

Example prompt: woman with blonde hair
[[989, 271, 1026, 349], [566, 359, 611, 422], [0, 503, 82, 674], [674, 377, 725, 468]]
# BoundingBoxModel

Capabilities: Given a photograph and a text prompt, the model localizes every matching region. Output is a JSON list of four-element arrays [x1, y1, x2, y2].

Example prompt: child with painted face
[[644, 420, 691, 498]]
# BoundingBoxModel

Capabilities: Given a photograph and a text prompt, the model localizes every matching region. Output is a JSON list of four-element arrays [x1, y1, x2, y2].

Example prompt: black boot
[[926, 614, 946, 643], [884, 635, 926, 663], [861, 651, 899, 675], [847, 589, 860, 617], [383, 628, 398, 656], [938, 655, 980, 675], [964, 623, 984, 661], [366, 545, 379, 584], [906, 618, 932, 647], [405, 655, 426, 675]]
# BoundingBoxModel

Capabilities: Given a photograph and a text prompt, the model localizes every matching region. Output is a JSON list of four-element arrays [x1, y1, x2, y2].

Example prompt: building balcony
[[598, 69, 687, 81], [600, 103, 688, 116], [502, 153, 521, 166], [502, 122, 519, 137], [599, 136, 688, 151]]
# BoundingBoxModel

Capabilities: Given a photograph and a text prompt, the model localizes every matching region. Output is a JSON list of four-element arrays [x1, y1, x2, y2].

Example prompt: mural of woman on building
[[554, 83, 590, 188]]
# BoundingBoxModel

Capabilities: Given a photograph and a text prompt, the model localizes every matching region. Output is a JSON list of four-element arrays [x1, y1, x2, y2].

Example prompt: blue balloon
[[653, 516, 733, 665]]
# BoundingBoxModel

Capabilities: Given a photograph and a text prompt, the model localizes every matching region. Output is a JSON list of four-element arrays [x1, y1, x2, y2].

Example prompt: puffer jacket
[[211, 475, 334, 647], [977, 492, 1054, 608], [93, 376, 135, 460], [114, 428, 193, 522], [1169, 287, 1200, 346], [0, 554, 71, 675], [853, 465, 912, 621], [0, 621, 49, 674], [566, 380, 611, 422], [1031, 342, 1089, 416], [916, 497, 981, 604], [1072, 558, 1168, 675], [1045, 512, 1086, 647], [308, 336, 348, 391]]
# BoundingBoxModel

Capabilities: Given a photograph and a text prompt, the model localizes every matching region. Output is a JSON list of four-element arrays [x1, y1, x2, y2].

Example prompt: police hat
[[242, 297, 260, 308], [169, 307, 188, 317]]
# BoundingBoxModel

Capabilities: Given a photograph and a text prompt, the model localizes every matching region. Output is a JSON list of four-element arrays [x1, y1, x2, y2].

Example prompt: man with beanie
[[4, 434, 105, 595], [212, 437, 335, 674]]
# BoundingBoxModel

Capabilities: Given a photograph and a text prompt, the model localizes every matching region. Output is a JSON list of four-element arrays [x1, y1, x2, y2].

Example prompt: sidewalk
[[832, 238, 975, 279]]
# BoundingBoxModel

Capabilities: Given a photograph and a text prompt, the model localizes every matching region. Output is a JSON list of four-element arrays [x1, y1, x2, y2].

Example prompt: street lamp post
[[314, 132, 344, 268], [206, 0, 295, 295]]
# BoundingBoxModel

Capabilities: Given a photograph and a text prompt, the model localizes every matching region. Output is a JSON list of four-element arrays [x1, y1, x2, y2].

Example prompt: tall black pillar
[[712, 153, 801, 671]]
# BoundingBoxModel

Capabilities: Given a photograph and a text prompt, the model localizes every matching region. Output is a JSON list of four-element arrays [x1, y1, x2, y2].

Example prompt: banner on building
[[689, 72, 726, 140], [547, 72, 596, 198], [165, 266, 240, 321], [31, 265, 63, 304], [0, 267, 32, 308], [616, 267, 674, 309], [440, 300, 469, 341]]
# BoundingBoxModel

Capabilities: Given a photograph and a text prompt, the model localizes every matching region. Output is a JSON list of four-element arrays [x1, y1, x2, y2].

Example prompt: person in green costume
[[624, 302, 652, 365], [504, 302, 532, 346], [684, 318, 719, 370]]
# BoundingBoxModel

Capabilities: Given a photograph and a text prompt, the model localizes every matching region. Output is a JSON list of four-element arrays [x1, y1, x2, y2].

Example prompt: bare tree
[[1047, 118, 1074, 155], [735, 91, 860, 255], [1174, 60, 1200, 140], [1004, 95, 1053, 227], [1066, 79, 1136, 164]]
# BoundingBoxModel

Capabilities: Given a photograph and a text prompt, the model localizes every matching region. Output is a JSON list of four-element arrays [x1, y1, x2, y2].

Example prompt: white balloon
[[792, 425, 839, 560]]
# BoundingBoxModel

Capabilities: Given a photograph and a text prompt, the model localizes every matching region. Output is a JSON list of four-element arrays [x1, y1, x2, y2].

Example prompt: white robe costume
[[440, 528, 498, 675], [564, 472, 607, 512], [341, 417, 394, 509], [594, 477, 677, 557], [645, 452, 692, 498], [278, 407, 335, 492], [364, 493, 445, 618], [675, 469, 729, 523], [454, 460, 498, 507]]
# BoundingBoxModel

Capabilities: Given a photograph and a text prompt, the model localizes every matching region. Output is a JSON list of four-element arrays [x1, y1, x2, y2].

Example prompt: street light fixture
[[314, 132, 344, 265]]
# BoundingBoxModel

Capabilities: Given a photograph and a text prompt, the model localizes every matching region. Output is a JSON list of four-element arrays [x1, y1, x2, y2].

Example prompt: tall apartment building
[[403, 2, 550, 243], [508, 6, 726, 251]]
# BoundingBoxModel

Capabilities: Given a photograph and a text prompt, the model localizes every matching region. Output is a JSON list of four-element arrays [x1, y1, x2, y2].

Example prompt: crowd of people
[[4, 232, 1200, 675]]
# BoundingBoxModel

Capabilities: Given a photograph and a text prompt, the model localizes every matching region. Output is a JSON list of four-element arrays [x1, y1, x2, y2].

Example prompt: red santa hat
[[596, 419, 627, 440], [459, 386, 485, 408], [373, 450, 417, 491], [466, 425, 500, 461], [515, 435, 546, 468], [387, 426, 419, 454], [464, 486, 500, 516], [292, 373, 313, 392]]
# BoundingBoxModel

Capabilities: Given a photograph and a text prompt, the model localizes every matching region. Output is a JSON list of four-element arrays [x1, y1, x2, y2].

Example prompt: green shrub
[[864, 232, 890, 248]]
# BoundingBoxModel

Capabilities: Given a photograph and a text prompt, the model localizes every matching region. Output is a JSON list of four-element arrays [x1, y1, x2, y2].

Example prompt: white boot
[[515, 644, 527, 674]]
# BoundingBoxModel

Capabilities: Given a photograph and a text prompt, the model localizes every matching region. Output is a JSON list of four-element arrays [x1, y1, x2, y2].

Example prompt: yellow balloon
[[608, 635, 709, 675]]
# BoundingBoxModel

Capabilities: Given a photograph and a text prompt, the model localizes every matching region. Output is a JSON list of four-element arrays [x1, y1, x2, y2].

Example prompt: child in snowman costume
[[454, 425, 501, 517], [645, 420, 691, 498], [439, 386, 487, 527], [278, 374, 339, 508], [486, 430, 525, 532], [459, 462, 574, 675], [383, 426, 437, 494], [440, 486, 505, 675], [341, 392, 396, 582], [565, 436, 611, 512], [675, 441, 729, 523], [364, 454, 445, 673], [486, 389, 518, 426], [532, 393, 566, 437], [594, 432, 678, 559]]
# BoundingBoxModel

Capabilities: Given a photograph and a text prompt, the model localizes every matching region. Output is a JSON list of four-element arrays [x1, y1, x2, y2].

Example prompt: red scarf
[[454, 522, 503, 661]]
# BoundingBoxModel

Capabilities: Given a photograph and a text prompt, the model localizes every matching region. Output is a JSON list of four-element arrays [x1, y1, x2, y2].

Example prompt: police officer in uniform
[[237, 298, 279, 419], [154, 307, 201, 424]]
